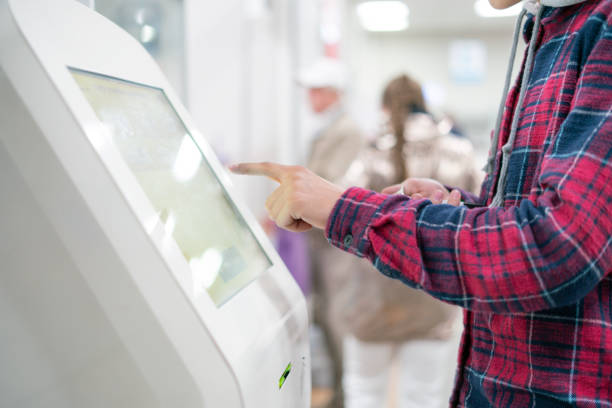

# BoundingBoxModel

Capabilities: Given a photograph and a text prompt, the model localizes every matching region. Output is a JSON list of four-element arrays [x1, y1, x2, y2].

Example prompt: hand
[[382, 178, 462, 206], [229, 162, 344, 232]]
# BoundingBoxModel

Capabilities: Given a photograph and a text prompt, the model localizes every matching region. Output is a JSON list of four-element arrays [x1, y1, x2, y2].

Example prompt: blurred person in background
[[299, 57, 366, 183], [297, 57, 366, 408], [337, 74, 478, 408]]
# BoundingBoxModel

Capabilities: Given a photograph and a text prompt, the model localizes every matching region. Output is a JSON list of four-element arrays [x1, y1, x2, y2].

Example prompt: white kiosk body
[[0, 0, 310, 407]]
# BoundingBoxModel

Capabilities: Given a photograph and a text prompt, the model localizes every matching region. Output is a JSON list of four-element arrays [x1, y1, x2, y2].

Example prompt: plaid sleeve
[[326, 26, 612, 314]]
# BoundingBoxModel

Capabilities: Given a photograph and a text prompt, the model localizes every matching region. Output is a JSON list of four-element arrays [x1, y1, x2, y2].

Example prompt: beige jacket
[[345, 113, 480, 193], [308, 112, 366, 184], [333, 113, 481, 343]]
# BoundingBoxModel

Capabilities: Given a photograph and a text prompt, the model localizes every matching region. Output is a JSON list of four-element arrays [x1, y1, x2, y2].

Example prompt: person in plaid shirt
[[231, 0, 612, 406]]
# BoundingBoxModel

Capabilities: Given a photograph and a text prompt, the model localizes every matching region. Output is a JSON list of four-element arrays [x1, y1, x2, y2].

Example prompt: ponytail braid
[[381, 74, 426, 183]]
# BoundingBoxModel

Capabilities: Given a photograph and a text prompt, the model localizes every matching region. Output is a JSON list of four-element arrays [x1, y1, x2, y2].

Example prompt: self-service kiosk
[[0, 0, 310, 406]]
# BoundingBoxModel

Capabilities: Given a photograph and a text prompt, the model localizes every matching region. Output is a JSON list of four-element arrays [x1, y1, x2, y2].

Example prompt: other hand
[[229, 162, 344, 232], [382, 178, 462, 206]]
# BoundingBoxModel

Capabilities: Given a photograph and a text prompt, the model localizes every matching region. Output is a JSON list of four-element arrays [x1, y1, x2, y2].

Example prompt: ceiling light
[[356, 1, 409, 32], [474, 0, 522, 18], [139, 24, 157, 44]]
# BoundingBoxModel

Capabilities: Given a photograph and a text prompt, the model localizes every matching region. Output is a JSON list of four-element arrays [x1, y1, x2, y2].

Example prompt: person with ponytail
[[333, 74, 478, 408], [380, 75, 479, 194]]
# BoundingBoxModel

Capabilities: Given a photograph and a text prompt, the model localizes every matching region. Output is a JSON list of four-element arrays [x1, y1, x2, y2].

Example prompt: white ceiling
[[350, 0, 520, 34]]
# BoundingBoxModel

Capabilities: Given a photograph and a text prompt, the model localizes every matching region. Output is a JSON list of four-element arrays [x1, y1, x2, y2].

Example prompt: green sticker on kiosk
[[279, 362, 292, 389]]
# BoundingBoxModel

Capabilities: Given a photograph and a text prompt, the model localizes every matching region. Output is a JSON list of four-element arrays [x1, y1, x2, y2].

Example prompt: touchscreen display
[[70, 68, 271, 306]]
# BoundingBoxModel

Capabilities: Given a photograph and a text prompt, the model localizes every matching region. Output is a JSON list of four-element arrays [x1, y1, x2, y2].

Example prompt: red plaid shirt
[[326, 2, 612, 406]]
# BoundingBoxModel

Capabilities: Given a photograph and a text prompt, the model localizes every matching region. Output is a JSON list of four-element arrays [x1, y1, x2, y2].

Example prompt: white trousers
[[343, 333, 461, 408]]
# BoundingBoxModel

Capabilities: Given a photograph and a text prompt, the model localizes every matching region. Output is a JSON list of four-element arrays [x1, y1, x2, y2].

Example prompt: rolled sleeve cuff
[[325, 187, 388, 258], [326, 187, 431, 287]]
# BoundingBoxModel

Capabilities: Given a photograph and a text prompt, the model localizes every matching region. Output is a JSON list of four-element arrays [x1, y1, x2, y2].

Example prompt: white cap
[[296, 57, 348, 90]]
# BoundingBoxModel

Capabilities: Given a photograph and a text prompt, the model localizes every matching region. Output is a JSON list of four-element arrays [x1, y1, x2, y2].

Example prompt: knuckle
[[292, 165, 308, 178]]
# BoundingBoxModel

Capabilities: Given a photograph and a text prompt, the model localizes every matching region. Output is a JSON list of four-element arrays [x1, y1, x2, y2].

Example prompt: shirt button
[[343, 234, 353, 248]]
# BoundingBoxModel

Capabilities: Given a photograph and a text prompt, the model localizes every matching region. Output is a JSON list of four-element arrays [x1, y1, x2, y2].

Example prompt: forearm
[[326, 187, 611, 314]]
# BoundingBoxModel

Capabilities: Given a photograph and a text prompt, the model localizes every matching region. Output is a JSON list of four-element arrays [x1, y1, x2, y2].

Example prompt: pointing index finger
[[229, 162, 288, 182]]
